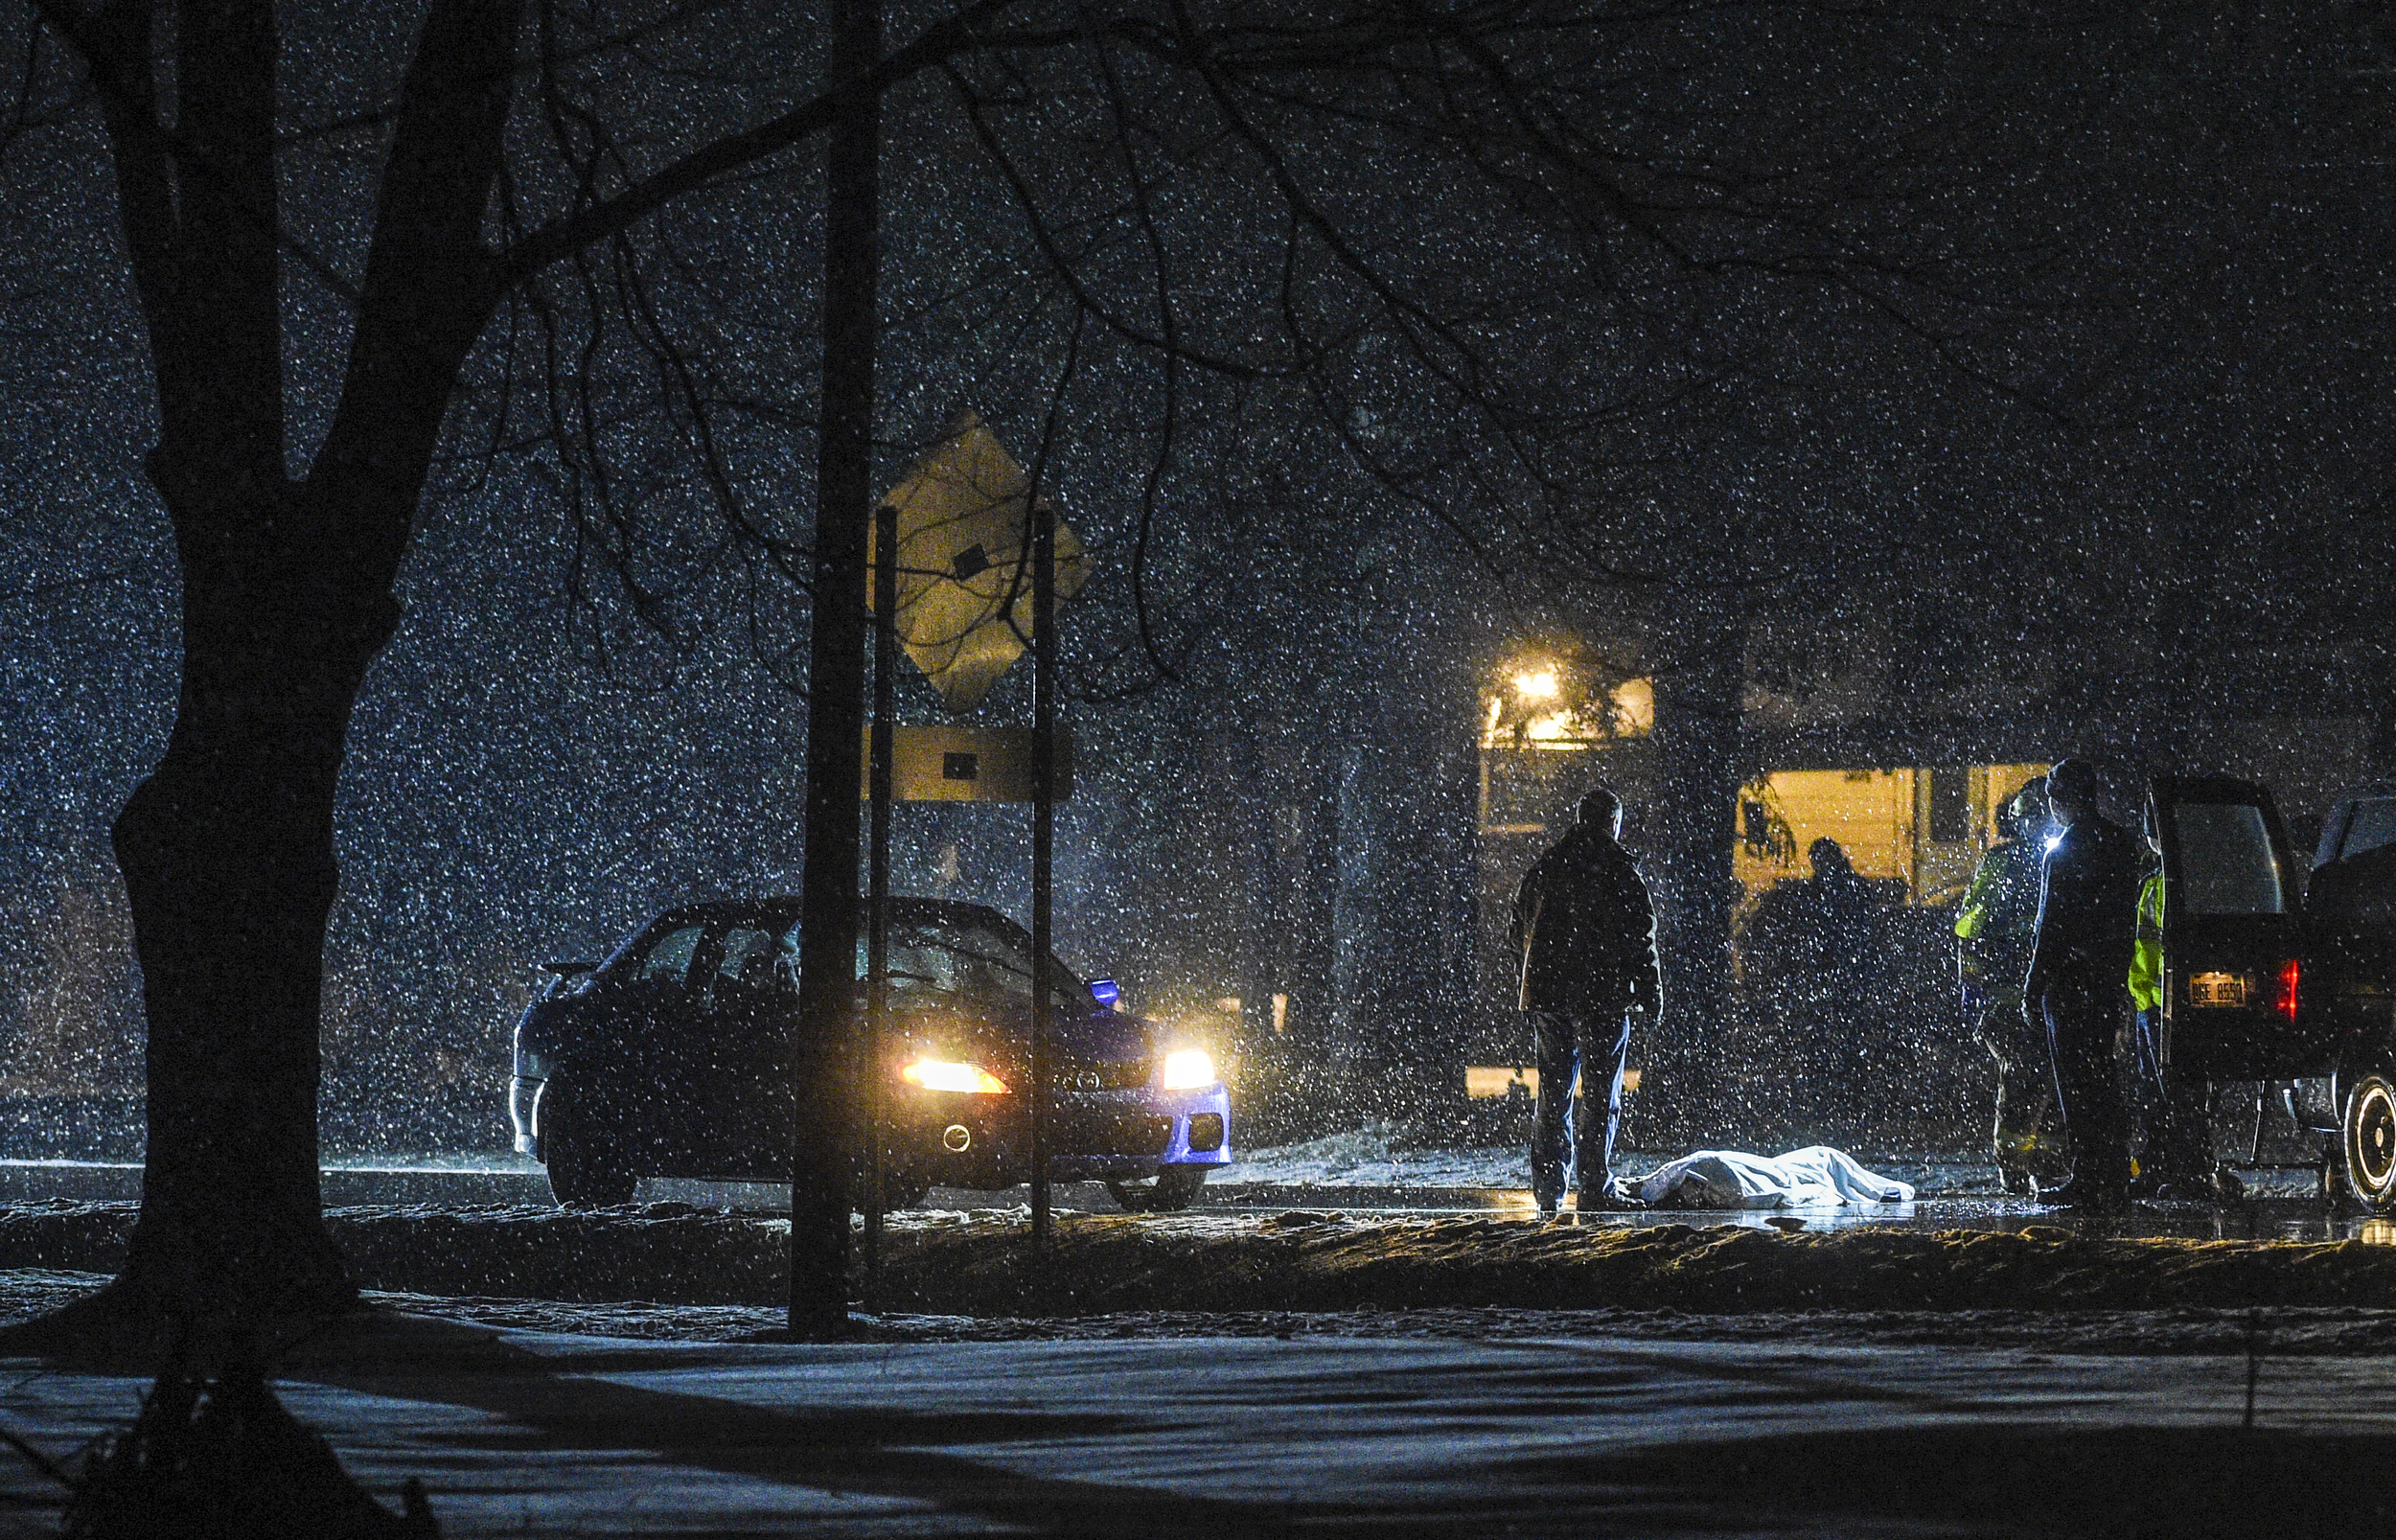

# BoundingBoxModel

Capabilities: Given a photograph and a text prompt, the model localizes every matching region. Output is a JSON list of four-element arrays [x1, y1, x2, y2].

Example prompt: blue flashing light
[[1090, 977, 1121, 1008]]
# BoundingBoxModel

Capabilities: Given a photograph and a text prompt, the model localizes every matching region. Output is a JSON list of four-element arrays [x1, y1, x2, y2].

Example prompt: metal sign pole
[[864, 501, 898, 1301], [1029, 498, 1057, 1249]]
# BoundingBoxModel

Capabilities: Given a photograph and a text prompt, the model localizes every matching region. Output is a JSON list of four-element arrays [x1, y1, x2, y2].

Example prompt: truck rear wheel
[[2343, 1070, 2396, 1214]]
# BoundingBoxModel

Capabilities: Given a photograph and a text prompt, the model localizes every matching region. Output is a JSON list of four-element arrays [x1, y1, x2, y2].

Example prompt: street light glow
[[1512, 669, 1559, 701]]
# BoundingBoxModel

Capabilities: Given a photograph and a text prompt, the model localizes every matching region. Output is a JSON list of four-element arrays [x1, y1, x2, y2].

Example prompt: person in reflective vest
[[1955, 778, 2060, 1192]]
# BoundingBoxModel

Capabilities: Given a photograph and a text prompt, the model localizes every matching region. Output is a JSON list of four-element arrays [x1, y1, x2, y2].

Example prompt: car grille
[[1050, 1103, 1175, 1155], [1058, 1061, 1149, 1092]]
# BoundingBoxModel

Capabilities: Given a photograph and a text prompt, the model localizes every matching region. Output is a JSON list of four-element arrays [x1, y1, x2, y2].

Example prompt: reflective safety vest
[[1954, 838, 2040, 985], [2129, 870, 2163, 1012]]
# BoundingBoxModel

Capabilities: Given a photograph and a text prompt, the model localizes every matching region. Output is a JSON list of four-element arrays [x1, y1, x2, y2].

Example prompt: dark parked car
[[2143, 775, 2396, 1209], [508, 897, 1232, 1211]]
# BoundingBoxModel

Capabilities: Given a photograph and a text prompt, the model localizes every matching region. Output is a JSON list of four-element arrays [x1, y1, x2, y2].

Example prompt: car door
[[2151, 774, 2331, 1080], [685, 918, 799, 1177], [588, 916, 716, 1163]]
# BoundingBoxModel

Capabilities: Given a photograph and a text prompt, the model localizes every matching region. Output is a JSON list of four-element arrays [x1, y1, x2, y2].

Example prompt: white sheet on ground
[[1633, 1146, 1915, 1209]]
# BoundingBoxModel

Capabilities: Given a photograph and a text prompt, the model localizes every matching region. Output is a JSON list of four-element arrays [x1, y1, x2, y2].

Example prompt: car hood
[[888, 995, 1154, 1067]]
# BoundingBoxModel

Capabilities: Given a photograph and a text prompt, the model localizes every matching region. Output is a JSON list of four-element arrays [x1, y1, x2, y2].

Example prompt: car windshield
[[832, 914, 1085, 1006]]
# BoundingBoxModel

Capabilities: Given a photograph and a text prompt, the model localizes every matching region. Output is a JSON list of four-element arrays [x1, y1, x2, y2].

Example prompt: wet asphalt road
[[0, 1158, 2381, 1243]]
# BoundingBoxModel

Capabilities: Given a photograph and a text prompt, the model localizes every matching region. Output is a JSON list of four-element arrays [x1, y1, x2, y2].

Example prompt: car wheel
[[1105, 1164, 1207, 1213], [543, 1077, 639, 1207], [2343, 1070, 2396, 1214]]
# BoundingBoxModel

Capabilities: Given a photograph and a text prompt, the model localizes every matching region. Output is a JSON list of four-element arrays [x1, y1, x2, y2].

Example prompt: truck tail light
[[2274, 958, 2301, 1023]]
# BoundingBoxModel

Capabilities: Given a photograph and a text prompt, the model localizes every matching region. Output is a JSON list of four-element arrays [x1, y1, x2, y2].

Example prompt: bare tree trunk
[[12, 0, 518, 1350], [1644, 584, 1747, 1143], [100, 572, 400, 1337]]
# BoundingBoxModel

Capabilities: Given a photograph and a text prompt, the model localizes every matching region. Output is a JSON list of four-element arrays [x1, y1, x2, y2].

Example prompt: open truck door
[[2151, 775, 2327, 1087]]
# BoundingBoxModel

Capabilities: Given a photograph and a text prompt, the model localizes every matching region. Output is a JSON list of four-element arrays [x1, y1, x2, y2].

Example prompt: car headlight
[[1160, 1049, 1216, 1090], [902, 1058, 1009, 1094]]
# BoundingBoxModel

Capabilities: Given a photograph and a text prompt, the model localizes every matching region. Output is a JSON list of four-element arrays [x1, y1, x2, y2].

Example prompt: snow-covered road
[[1, 1316, 2388, 1535]]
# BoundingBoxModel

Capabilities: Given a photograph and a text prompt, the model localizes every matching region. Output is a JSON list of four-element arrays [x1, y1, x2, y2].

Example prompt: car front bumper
[[892, 1081, 1232, 1188]]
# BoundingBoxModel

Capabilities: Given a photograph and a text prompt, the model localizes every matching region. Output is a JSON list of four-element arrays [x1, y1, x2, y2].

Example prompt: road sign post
[[864, 499, 898, 1299], [868, 412, 1087, 1259]]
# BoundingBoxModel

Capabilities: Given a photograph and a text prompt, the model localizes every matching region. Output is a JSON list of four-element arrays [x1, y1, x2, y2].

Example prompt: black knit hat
[[2047, 758, 2099, 801]]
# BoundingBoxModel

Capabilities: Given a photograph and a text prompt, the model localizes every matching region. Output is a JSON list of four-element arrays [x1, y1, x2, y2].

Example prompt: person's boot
[[1576, 1177, 1647, 1213], [2040, 1180, 2128, 1213]]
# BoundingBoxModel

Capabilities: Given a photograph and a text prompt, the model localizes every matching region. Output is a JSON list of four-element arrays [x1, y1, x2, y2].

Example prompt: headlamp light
[[1160, 1048, 1216, 1090], [902, 1058, 1008, 1094]]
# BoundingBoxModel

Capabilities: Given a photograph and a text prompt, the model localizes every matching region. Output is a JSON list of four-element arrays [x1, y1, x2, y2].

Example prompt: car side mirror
[[539, 959, 601, 1000], [1089, 977, 1120, 1010]]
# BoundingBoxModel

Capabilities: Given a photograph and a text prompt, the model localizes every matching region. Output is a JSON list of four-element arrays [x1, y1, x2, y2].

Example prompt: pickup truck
[[2149, 775, 2396, 1208]]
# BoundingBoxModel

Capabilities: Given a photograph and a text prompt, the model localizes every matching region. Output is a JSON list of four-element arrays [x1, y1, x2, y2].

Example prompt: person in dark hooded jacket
[[1508, 785, 1661, 1215], [1737, 837, 1890, 1132], [2023, 757, 2144, 1211]]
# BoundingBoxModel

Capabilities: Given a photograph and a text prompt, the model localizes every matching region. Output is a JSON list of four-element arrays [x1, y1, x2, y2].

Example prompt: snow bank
[[2, 1202, 2395, 1317], [877, 1213, 2396, 1316]]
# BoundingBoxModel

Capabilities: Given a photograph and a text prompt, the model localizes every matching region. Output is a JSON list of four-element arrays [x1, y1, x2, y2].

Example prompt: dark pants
[[2132, 1006, 2214, 1184], [1530, 1010, 1632, 1205], [1967, 982, 2060, 1185], [2042, 973, 2131, 1196]]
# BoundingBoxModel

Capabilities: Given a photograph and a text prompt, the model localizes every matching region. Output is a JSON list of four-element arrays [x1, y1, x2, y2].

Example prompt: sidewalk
[[2, 1312, 2393, 1535]]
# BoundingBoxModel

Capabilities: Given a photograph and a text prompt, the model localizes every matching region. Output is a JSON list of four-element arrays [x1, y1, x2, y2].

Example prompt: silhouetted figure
[[1955, 779, 2060, 1191], [2024, 758, 2143, 1211], [1739, 837, 1888, 1133], [1508, 785, 1661, 1215]]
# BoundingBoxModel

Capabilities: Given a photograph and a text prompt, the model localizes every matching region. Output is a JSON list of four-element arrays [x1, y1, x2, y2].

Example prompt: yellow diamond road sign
[[871, 412, 1090, 712]]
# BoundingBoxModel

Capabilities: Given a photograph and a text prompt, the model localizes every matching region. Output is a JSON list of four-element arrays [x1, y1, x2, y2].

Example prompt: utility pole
[[864, 499, 898, 1299], [1028, 495, 1057, 1247], [790, 0, 879, 1339]]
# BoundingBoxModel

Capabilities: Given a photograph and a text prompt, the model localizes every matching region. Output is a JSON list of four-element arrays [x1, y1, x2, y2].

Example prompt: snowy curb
[[1, 1202, 2394, 1315]]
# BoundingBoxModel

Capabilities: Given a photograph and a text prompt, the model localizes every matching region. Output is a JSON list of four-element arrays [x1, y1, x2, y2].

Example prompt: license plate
[[2188, 971, 2249, 1007]]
